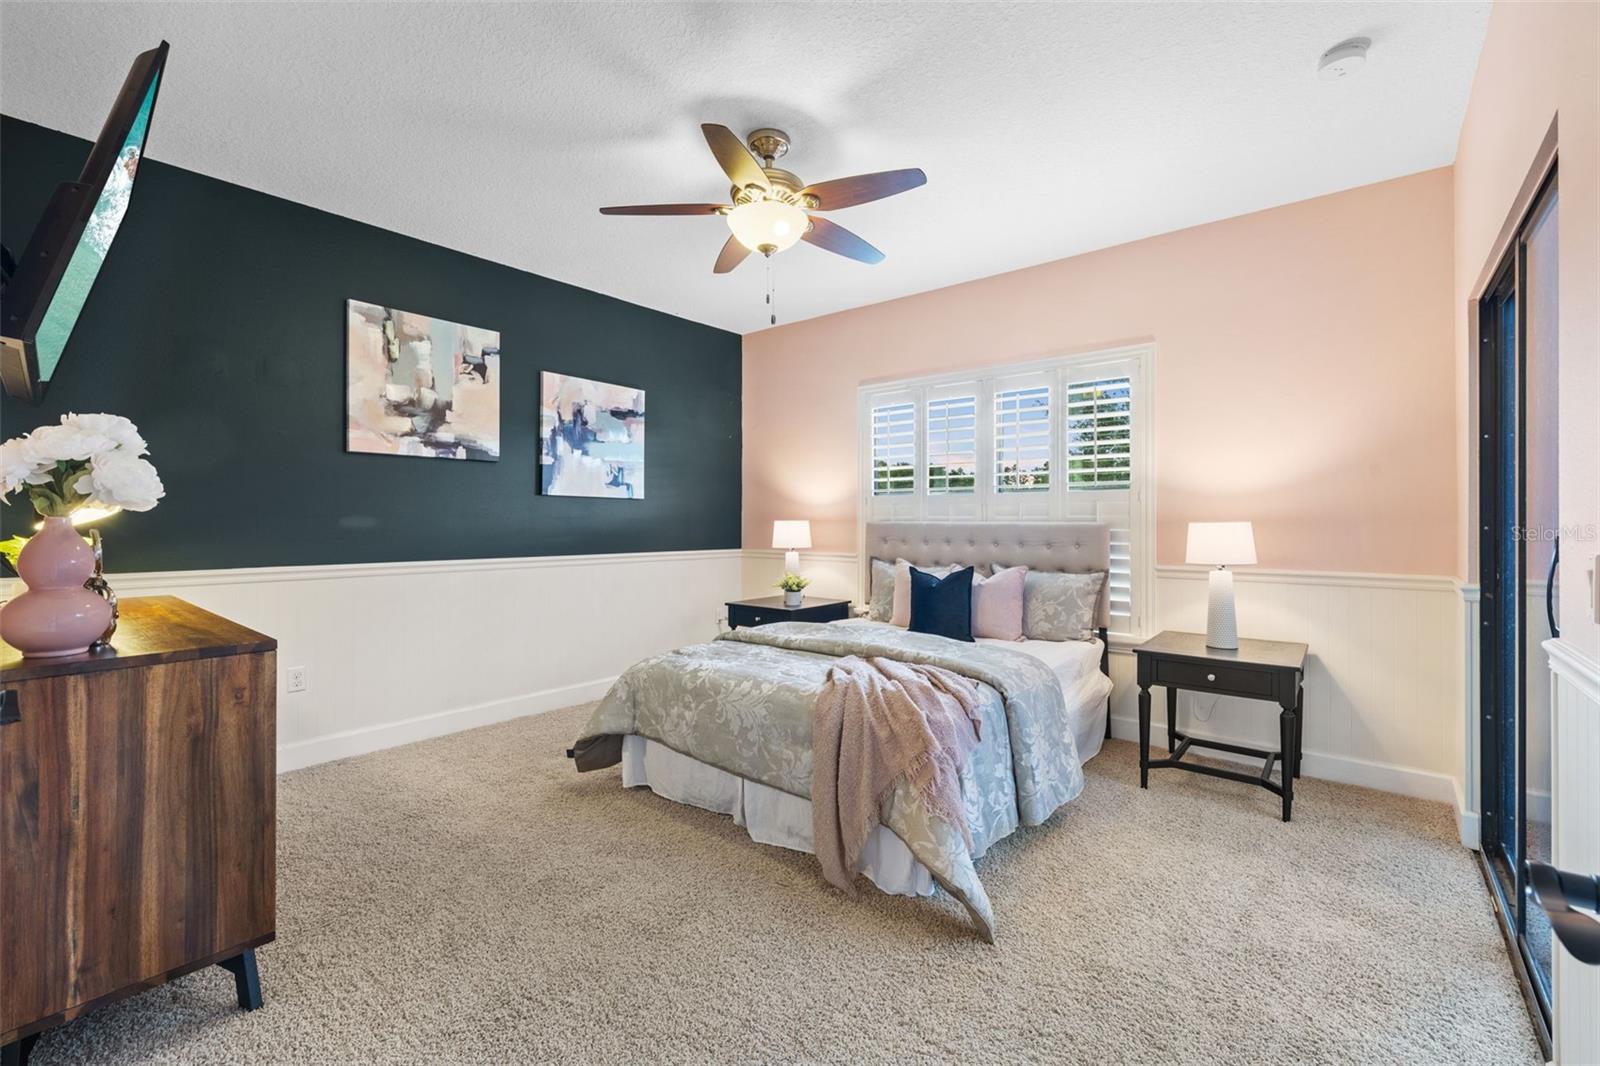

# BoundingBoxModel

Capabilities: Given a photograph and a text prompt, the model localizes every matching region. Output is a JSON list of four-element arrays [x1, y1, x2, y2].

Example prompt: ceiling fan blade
[[802, 216, 885, 265], [801, 168, 926, 210], [599, 203, 727, 215], [714, 234, 752, 274], [702, 123, 770, 191]]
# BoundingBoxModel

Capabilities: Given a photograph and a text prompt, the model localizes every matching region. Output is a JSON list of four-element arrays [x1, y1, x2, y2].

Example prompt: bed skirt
[[619, 693, 1105, 899]]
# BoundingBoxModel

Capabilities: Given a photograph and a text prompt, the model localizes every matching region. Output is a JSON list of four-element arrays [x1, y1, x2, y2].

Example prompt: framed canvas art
[[346, 299, 500, 461], [539, 371, 645, 498]]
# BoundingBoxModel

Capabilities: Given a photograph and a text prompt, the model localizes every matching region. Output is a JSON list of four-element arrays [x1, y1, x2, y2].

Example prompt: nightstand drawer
[[726, 599, 850, 629], [728, 605, 773, 628], [1154, 658, 1274, 698]]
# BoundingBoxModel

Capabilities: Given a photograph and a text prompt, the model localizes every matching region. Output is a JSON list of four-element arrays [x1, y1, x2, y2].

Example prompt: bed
[[570, 522, 1115, 940]]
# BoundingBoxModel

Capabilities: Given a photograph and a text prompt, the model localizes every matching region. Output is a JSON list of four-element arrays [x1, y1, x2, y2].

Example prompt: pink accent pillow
[[972, 565, 1027, 641]]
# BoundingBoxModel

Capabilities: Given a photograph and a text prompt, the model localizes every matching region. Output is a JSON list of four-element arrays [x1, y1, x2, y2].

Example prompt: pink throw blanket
[[812, 655, 984, 893]]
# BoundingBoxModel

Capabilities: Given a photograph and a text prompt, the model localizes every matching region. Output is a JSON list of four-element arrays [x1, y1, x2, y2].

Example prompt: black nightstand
[[726, 596, 851, 629], [1131, 630, 1308, 821]]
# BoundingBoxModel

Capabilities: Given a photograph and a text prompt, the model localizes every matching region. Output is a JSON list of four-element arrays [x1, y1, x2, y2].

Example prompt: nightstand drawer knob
[[1207, 673, 1216, 682]]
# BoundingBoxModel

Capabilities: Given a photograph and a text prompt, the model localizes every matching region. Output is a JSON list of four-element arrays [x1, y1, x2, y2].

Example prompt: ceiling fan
[[600, 124, 926, 274]]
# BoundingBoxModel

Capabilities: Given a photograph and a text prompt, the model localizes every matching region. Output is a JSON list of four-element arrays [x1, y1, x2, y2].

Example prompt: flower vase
[[0, 517, 113, 657], [784, 589, 803, 608]]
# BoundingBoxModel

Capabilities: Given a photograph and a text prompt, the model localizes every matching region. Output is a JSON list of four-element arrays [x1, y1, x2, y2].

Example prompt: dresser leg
[[218, 949, 262, 1011], [1278, 702, 1296, 822], [1137, 683, 1152, 788], [2, 1034, 40, 1066]]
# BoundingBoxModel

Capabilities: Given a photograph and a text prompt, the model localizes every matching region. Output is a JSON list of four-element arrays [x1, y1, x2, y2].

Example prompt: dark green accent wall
[[1, 116, 742, 570]]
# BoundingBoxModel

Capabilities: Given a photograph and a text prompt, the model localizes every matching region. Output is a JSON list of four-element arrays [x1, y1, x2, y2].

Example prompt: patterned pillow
[[868, 559, 896, 622], [1018, 569, 1106, 641]]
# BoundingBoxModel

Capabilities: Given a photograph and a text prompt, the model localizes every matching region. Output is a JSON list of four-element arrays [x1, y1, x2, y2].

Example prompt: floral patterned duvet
[[570, 620, 1107, 941]]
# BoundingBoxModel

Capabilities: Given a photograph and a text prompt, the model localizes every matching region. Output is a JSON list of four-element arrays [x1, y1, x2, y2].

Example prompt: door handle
[[1527, 861, 1600, 966], [0, 690, 18, 725], [1546, 536, 1560, 638]]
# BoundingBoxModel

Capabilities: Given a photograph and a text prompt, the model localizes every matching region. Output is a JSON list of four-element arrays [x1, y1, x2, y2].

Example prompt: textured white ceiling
[[0, 2, 1489, 334]]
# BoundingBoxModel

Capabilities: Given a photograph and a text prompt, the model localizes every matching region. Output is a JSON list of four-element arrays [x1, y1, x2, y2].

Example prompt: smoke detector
[[1318, 37, 1370, 81]]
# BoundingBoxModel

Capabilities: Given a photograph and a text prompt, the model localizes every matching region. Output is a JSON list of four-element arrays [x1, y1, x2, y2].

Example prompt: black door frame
[[1476, 165, 1557, 1052]]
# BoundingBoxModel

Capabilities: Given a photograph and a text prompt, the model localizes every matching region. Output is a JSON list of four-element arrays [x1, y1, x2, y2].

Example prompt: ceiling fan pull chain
[[767, 255, 777, 326]]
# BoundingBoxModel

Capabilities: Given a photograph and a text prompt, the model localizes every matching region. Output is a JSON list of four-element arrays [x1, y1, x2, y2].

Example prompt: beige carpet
[[32, 704, 1539, 1065]]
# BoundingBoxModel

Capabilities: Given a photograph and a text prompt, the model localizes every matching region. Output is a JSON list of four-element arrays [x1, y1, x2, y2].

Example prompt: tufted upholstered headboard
[[862, 522, 1112, 629]]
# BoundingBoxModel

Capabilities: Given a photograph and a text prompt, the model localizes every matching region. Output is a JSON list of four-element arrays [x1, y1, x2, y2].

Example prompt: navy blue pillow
[[908, 565, 975, 642]]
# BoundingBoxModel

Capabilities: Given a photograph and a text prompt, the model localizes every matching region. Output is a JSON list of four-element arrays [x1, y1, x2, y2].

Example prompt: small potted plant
[[777, 572, 809, 608]]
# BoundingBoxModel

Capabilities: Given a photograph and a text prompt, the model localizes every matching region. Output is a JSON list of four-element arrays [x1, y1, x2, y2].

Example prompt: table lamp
[[772, 520, 811, 575], [1186, 521, 1256, 649]]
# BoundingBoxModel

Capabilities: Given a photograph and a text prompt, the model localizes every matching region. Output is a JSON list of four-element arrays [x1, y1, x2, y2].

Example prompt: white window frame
[[856, 343, 1155, 639]]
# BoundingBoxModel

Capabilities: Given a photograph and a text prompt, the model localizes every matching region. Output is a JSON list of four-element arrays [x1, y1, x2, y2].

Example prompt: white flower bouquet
[[1, 413, 165, 518]]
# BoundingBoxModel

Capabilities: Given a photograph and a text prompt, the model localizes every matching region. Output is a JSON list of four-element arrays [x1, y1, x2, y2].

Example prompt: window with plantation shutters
[[859, 344, 1152, 638], [1065, 377, 1131, 489], [870, 401, 915, 496], [926, 394, 977, 494], [994, 385, 1051, 492]]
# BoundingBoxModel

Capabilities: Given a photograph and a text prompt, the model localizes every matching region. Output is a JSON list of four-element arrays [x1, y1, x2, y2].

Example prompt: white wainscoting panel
[[4, 550, 742, 772], [746, 551, 1467, 817], [1547, 638, 1600, 1066], [1131, 567, 1463, 810]]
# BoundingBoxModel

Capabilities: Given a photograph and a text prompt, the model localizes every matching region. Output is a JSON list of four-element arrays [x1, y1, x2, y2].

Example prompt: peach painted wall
[[743, 167, 1456, 574], [1453, 0, 1599, 657]]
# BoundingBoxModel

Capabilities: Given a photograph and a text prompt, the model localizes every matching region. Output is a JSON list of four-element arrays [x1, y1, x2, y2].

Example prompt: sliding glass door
[[1478, 169, 1558, 1037]]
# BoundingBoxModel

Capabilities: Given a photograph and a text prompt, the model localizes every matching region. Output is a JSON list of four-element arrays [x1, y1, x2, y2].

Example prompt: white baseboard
[[1453, 777, 1481, 850], [1108, 715, 1460, 808], [278, 675, 615, 773]]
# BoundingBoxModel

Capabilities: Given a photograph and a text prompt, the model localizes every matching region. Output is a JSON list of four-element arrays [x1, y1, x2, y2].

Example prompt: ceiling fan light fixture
[[728, 199, 808, 255]]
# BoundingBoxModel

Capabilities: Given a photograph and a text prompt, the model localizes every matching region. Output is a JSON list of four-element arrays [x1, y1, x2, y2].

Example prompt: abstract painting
[[346, 299, 500, 461], [539, 371, 645, 498]]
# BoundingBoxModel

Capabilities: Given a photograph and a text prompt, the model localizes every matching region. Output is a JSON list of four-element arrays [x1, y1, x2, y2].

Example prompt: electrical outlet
[[286, 666, 308, 694]]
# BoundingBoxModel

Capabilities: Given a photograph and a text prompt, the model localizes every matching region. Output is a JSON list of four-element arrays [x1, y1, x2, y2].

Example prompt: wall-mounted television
[[0, 40, 169, 404]]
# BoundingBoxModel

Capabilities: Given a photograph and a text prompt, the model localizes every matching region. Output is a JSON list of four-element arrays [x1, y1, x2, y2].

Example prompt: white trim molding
[[1458, 582, 1481, 849], [1157, 564, 1461, 593]]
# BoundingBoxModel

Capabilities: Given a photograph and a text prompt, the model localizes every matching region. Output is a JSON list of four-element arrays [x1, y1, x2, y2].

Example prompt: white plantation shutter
[[860, 346, 1150, 636], [870, 401, 916, 496], [1065, 377, 1131, 488], [925, 384, 981, 520], [993, 384, 1051, 493], [1061, 371, 1138, 635], [866, 393, 920, 521], [988, 372, 1054, 521], [926, 394, 977, 494]]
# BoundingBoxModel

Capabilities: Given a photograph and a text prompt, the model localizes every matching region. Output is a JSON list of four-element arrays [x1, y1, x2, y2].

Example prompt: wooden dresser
[[0, 596, 277, 1065]]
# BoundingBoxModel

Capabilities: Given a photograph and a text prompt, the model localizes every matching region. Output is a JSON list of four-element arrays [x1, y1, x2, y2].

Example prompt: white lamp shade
[[772, 520, 812, 550], [1186, 521, 1257, 566]]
